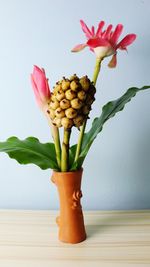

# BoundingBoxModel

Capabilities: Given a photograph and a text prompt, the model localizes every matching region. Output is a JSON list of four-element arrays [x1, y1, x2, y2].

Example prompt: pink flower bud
[[31, 65, 51, 108]]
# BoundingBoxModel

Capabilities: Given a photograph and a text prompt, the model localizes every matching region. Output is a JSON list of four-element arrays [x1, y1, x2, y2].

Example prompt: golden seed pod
[[65, 89, 76, 100], [71, 98, 83, 109], [55, 90, 65, 101], [62, 79, 70, 91], [65, 108, 77, 119], [53, 84, 62, 94], [55, 107, 65, 118], [60, 99, 70, 109], [61, 117, 73, 128], [82, 105, 91, 115], [77, 90, 86, 101], [70, 80, 79, 91], [86, 95, 95, 105], [48, 108, 55, 119], [53, 117, 62, 127], [79, 76, 90, 91], [70, 74, 79, 81], [50, 99, 59, 110], [73, 115, 85, 127], [90, 84, 96, 95], [50, 93, 56, 101]]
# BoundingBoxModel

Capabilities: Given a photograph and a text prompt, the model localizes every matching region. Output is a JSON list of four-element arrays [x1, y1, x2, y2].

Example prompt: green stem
[[51, 126, 61, 169], [74, 58, 102, 163], [92, 57, 102, 85], [74, 121, 86, 162], [61, 128, 71, 172], [45, 113, 61, 170]]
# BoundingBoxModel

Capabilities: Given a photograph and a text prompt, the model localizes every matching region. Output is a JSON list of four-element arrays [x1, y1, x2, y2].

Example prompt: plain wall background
[[0, 0, 150, 210]]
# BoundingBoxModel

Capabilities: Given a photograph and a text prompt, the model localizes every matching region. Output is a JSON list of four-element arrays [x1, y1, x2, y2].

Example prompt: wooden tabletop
[[0, 210, 150, 267]]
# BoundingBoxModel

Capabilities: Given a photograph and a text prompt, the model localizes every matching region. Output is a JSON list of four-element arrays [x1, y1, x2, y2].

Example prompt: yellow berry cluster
[[47, 74, 96, 128]]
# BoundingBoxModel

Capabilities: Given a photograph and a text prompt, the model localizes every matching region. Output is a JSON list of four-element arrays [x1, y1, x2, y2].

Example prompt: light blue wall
[[0, 0, 150, 210]]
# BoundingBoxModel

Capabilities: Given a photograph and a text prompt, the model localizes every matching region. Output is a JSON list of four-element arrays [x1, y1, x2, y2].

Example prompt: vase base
[[59, 234, 86, 244]]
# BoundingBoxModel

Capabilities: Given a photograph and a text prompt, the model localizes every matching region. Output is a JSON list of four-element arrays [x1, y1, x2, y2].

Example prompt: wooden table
[[0, 210, 150, 267]]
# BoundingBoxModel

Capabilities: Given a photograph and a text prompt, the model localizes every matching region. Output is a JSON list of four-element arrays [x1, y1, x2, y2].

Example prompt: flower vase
[[51, 168, 86, 244]]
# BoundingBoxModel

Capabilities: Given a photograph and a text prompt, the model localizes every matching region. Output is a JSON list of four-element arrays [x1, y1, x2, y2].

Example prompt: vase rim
[[53, 167, 83, 175]]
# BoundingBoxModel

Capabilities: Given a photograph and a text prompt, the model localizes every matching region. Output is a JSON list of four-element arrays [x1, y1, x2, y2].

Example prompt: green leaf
[[70, 86, 150, 170], [69, 144, 77, 168], [0, 136, 58, 170]]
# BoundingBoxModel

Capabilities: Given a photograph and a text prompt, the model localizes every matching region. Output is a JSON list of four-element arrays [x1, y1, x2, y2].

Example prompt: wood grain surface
[[0, 210, 150, 267]]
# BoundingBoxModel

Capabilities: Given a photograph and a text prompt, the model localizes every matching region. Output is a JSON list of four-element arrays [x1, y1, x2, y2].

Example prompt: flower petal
[[94, 46, 114, 59], [31, 74, 42, 107], [46, 78, 51, 99], [41, 68, 51, 98], [80, 20, 93, 38], [116, 34, 137, 49], [87, 37, 110, 48], [102, 24, 113, 39], [96, 21, 105, 37], [88, 38, 114, 58], [110, 24, 123, 45], [71, 43, 87, 52], [46, 80, 51, 99], [41, 68, 46, 74], [32, 65, 50, 101], [33, 65, 45, 93], [108, 54, 117, 68], [91, 26, 95, 35]]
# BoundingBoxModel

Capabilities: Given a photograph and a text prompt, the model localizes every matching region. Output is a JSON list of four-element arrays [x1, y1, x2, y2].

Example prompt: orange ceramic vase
[[51, 168, 86, 244]]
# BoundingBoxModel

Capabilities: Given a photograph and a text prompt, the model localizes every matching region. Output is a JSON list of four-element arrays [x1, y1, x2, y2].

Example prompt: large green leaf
[[70, 86, 150, 170], [0, 136, 58, 170]]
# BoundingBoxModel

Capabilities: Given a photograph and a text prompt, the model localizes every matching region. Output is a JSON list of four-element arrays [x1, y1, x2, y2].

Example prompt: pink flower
[[72, 20, 136, 68], [31, 65, 51, 108]]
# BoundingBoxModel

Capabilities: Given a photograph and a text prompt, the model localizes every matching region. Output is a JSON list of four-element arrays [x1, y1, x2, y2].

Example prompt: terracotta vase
[[51, 168, 86, 244]]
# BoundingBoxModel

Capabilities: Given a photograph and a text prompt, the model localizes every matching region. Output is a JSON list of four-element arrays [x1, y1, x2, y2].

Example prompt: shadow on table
[[85, 210, 149, 238]]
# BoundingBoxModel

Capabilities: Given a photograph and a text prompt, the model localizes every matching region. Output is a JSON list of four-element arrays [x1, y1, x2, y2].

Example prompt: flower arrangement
[[0, 20, 148, 172], [0, 20, 149, 243]]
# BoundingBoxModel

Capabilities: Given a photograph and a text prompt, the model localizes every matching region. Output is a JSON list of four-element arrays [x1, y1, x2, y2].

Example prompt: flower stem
[[92, 57, 102, 85], [74, 58, 102, 164], [51, 126, 61, 169], [74, 120, 86, 162], [45, 111, 61, 169], [61, 128, 71, 172]]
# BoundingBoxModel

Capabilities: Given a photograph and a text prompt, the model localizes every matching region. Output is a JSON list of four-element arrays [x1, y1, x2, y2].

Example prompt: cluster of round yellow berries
[[47, 74, 96, 129]]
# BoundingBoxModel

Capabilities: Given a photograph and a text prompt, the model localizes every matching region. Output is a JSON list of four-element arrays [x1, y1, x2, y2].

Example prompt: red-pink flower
[[72, 20, 136, 68], [31, 65, 51, 108]]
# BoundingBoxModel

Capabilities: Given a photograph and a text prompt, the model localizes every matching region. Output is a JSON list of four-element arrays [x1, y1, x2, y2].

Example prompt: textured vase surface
[[51, 168, 86, 244]]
